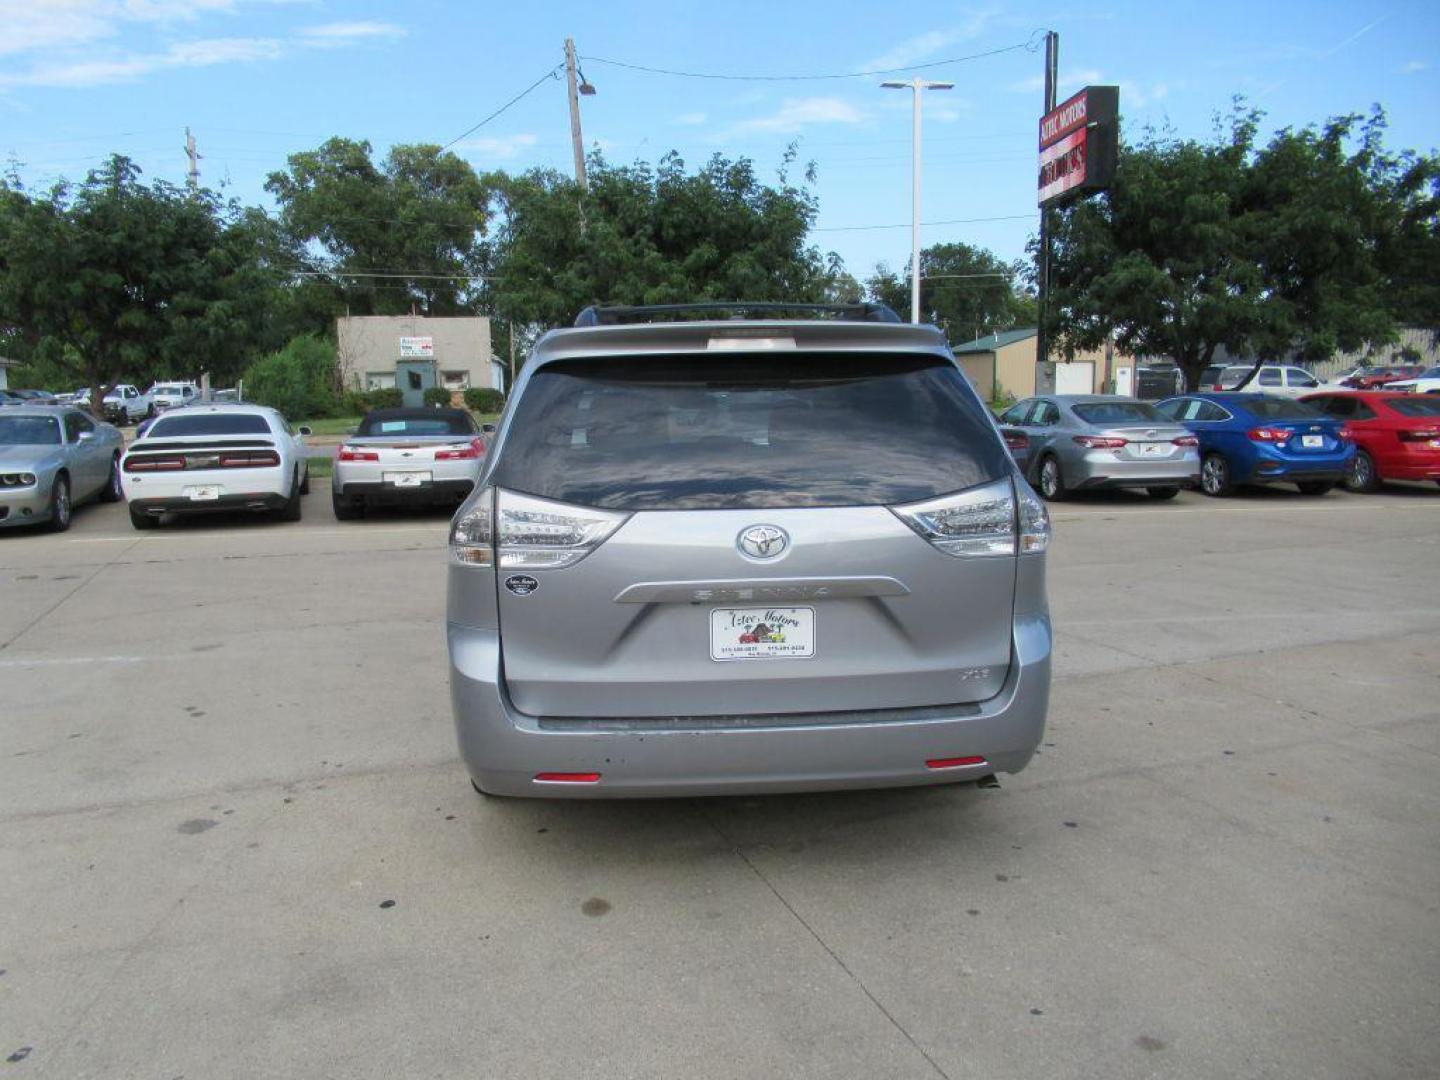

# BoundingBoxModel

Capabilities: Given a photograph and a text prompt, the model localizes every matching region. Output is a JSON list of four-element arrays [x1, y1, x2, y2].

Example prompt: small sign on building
[[399, 336, 434, 358]]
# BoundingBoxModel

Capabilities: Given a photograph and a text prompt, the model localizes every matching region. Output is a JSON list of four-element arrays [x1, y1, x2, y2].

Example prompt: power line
[[580, 34, 1044, 82], [441, 65, 565, 151], [814, 212, 1036, 233]]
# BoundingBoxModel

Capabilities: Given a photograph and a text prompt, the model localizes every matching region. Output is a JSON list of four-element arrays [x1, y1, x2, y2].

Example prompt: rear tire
[[275, 472, 303, 522], [98, 455, 123, 502], [331, 488, 361, 520], [1200, 453, 1232, 497], [1146, 486, 1180, 500], [1296, 480, 1333, 495], [1344, 450, 1379, 493], [47, 474, 72, 532], [299, 466, 311, 495], [129, 506, 158, 530], [1037, 455, 1068, 501]]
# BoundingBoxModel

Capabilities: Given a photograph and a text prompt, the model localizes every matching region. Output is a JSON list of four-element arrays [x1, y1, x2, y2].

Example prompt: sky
[[2, 0, 1438, 286]]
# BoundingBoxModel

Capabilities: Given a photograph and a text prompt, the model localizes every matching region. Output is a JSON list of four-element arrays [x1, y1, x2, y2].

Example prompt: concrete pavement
[[1, 483, 1437, 1078]]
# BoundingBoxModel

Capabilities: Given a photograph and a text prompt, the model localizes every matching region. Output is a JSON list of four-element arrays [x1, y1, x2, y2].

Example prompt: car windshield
[[1386, 398, 1440, 418], [0, 415, 62, 445], [146, 414, 272, 437], [1242, 398, 1324, 420], [1071, 401, 1168, 424], [357, 412, 476, 437], [1421, 367, 1440, 379], [492, 354, 1008, 510]]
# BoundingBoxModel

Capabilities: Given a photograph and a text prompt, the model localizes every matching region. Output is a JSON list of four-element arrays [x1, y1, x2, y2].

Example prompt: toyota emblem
[[738, 525, 789, 560]]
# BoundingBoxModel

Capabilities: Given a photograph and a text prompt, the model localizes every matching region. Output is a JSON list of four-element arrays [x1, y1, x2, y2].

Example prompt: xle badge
[[504, 575, 539, 596]]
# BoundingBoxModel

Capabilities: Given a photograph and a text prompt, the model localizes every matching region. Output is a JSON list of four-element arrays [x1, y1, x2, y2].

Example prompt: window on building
[[441, 370, 471, 390], [366, 372, 397, 391]]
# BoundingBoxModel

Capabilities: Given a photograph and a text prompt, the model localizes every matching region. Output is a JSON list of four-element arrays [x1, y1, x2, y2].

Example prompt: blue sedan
[[1155, 393, 1354, 496]]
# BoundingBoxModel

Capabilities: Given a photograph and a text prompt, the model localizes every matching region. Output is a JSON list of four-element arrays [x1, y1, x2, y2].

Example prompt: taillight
[[1172, 435, 1199, 447], [218, 451, 280, 468], [124, 456, 185, 472], [434, 438, 486, 461], [892, 478, 1028, 558], [1073, 435, 1127, 449], [449, 488, 629, 570], [1398, 429, 1440, 443], [534, 772, 601, 784], [1247, 427, 1290, 443], [337, 445, 379, 462], [1003, 430, 1029, 451]]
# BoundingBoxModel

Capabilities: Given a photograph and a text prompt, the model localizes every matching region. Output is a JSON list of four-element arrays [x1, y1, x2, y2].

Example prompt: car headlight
[[1, 472, 37, 488]]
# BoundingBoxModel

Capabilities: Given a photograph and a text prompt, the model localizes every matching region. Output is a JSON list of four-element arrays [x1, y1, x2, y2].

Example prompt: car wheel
[[1037, 455, 1068, 501], [1146, 486, 1180, 500], [98, 454, 123, 502], [331, 488, 361, 521], [1296, 480, 1333, 495], [299, 466, 311, 496], [276, 471, 303, 522], [1345, 450, 1379, 493], [145, 404, 154, 419], [47, 474, 72, 532], [129, 506, 159, 530], [1200, 453, 1232, 497]]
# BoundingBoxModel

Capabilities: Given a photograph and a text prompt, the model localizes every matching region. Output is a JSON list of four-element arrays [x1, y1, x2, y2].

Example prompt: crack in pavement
[[700, 805, 953, 1080]]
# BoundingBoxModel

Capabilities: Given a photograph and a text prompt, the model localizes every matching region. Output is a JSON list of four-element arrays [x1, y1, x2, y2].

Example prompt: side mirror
[[297, 425, 313, 437]]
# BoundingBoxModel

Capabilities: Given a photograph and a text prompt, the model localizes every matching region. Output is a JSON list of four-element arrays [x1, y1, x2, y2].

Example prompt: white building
[[336, 316, 504, 407]]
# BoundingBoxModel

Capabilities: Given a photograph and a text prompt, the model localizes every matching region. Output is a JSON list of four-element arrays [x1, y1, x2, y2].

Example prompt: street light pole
[[882, 78, 953, 324]]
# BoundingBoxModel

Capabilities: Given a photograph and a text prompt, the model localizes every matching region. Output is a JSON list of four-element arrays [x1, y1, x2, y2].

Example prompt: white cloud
[[299, 21, 405, 45], [861, 11, 997, 72], [0, 0, 305, 56], [458, 133, 538, 161], [673, 111, 707, 126], [733, 97, 867, 134], [1008, 68, 1103, 96], [0, 35, 283, 88], [1399, 59, 1428, 74]]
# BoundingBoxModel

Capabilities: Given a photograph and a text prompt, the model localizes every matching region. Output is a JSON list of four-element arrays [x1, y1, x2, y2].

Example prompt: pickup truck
[[98, 385, 153, 424], [149, 382, 199, 411]]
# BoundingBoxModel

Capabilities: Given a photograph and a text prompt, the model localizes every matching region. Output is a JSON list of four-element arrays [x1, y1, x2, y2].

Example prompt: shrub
[[368, 387, 403, 409], [464, 387, 505, 412], [242, 335, 339, 420], [423, 387, 454, 408]]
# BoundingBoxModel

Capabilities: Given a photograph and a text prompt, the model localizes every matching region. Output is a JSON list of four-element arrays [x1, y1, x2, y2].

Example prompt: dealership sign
[[398, 336, 434, 358], [1038, 86, 1119, 206]]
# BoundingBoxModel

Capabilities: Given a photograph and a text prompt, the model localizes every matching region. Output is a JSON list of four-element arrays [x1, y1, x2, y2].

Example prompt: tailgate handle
[[613, 576, 910, 604]]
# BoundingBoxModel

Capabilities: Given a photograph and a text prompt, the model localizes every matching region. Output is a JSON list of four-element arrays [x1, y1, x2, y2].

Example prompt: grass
[[306, 455, 334, 478]]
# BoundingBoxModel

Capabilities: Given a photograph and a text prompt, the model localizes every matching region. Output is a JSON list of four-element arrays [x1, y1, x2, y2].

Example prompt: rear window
[[1386, 398, 1440, 418], [357, 412, 476, 437], [147, 414, 272, 437], [492, 354, 1009, 510], [1242, 398, 1323, 420], [1071, 401, 1167, 424]]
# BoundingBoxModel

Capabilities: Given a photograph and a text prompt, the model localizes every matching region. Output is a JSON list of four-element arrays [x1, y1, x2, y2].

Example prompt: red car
[[1301, 390, 1440, 490], [1344, 365, 1424, 390]]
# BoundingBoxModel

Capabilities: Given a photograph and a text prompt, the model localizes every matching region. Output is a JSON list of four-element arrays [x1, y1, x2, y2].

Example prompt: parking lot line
[[0, 655, 147, 669]]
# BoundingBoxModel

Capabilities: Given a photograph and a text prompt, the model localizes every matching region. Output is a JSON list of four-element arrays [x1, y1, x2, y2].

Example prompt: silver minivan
[[447, 304, 1052, 798]]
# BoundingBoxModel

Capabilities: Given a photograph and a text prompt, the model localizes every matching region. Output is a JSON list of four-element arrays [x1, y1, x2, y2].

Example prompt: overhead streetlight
[[881, 78, 954, 324]]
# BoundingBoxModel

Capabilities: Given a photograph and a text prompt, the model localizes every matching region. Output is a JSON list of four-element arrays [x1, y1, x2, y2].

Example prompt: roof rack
[[572, 302, 902, 327]]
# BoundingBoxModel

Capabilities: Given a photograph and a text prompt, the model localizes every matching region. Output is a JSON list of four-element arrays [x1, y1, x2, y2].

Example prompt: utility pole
[[564, 38, 587, 190], [184, 127, 200, 192], [1035, 32, 1058, 368]]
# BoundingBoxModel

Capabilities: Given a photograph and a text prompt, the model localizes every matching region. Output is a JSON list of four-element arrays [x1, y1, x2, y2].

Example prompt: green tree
[[0, 156, 290, 410], [868, 242, 1035, 341], [265, 138, 494, 317], [483, 149, 848, 330], [1044, 106, 1440, 389]]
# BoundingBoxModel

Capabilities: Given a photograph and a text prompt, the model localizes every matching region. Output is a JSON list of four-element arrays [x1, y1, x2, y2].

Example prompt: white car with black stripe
[[121, 404, 311, 529]]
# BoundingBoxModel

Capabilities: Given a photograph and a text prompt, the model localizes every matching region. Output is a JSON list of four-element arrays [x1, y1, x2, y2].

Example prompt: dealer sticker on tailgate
[[710, 607, 815, 661]]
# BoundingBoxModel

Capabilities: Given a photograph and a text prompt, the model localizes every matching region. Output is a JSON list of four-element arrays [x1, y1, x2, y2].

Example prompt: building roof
[[953, 328, 1037, 354]]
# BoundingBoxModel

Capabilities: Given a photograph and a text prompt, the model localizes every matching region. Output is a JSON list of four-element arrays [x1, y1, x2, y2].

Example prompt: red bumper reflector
[[925, 756, 987, 770], [534, 772, 601, 783]]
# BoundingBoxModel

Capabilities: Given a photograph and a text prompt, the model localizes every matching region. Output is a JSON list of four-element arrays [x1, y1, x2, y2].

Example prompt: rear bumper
[[336, 478, 474, 504], [1070, 451, 1200, 490], [447, 614, 1052, 798], [128, 492, 288, 515]]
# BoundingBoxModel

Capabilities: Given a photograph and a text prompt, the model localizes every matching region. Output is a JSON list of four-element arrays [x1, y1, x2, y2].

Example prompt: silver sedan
[[0, 407, 124, 531], [997, 395, 1201, 500]]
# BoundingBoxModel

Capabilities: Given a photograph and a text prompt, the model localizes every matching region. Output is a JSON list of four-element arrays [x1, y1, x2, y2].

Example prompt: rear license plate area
[[710, 607, 816, 661]]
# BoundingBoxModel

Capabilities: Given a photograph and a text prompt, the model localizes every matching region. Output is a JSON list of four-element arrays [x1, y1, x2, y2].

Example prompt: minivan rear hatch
[[488, 352, 1017, 718]]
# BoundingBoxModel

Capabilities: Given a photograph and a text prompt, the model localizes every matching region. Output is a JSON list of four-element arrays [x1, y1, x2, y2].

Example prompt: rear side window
[[147, 414, 272, 437], [1072, 402, 1167, 424], [492, 354, 1009, 510], [1387, 398, 1440, 418]]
